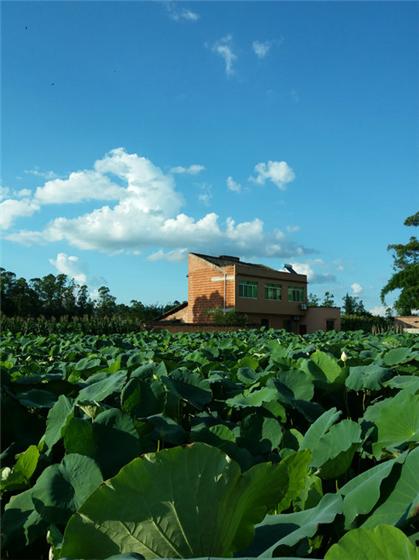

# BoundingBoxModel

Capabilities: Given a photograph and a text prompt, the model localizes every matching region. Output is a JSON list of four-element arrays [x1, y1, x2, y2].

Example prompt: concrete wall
[[186, 254, 236, 323], [301, 307, 341, 333]]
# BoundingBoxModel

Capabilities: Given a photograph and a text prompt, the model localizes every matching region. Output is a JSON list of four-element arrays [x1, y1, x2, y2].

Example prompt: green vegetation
[[381, 211, 419, 315], [1, 328, 418, 559], [0, 267, 182, 322]]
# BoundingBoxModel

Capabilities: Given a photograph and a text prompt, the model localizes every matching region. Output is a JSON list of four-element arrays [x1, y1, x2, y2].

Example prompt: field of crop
[[1, 328, 418, 559]]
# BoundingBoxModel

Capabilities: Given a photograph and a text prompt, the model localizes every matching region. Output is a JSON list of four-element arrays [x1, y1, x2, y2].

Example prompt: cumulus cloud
[[211, 35, 237, 77], [170, 164, 205, 175], [198, 183, 213, 206], [250, 160, 295, 190], [49, 252, 87, 284], [286, 225, 300, 233], [252, 40, 271, 59], [226, 176, 242, 193], [291, 262, 337, 284], [351, 282, 363, 295], [369, 305, 391, 317], [165, 2, 200, 22], [5, 147, 312, 260], [0, 198, 40, 229]]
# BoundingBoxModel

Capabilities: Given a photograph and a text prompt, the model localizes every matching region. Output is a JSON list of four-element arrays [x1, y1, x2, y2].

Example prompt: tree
[[96, 286, 117, 316], [322, 291, 335, 307], [307, 293, 320, 307], [342, 293, 369, 316], [381, 212, 419, 315]]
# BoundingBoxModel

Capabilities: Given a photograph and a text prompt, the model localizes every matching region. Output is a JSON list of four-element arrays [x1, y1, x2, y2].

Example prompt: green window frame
[[288, 287, 305, 302], [265, 283, 282, 300], [239, 281, 258, 299]]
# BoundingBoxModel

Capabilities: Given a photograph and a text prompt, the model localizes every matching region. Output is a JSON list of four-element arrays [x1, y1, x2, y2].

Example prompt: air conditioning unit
[[300, 303, 308, 311]]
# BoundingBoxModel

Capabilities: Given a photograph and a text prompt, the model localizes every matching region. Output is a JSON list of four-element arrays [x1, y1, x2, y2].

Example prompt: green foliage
[[1, 328, 418, 560], [209, 308, 248, 326], [381, 211, 419, 315]]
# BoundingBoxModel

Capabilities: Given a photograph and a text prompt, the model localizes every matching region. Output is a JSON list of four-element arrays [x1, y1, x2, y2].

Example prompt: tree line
[[0, 268, 182, 322]]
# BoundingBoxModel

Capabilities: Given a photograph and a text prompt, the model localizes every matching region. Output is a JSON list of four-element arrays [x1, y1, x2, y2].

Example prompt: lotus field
[[1, 328, 419, 560]]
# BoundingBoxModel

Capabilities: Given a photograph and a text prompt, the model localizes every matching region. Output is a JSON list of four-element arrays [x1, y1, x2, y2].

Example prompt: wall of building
[[394, 316, 419, 331], [186, 254, 236, 323], [234, 267, 307, 317], [162, 306, 189, 322], [301, 307, 341, 333]]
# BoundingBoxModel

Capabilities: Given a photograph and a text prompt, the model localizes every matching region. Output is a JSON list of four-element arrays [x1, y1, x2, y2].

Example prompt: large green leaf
[[77, 371, 127, 404], [60, 443, 290, 559], [339, 455, 404, 528], [312, 420, 362, 479], [324, 525, 419, 560], [246, 493, 343, 557], [2, 488, 46, 550], [31, 454, 103, 525], [1, 444, 40, 493], [365, 390, 419, 457], [310, 350, 342, 383], [362, 447, 419, 528], [382, 347, 417, 367], [300, 408, 341, 451], [121, 377, 165, 418], [226, 387, 280, 409], [39, 395, 74, 454], [63, 408, 141, 478], [345, 364, 390, 391], [163, 370, 212, 409]]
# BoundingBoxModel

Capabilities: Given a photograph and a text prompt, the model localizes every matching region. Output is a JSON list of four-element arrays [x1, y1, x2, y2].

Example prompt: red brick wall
[[187, 254, 236, 323]]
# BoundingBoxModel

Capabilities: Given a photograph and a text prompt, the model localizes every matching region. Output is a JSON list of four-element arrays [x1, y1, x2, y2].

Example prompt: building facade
[[161, 253, 340, 333]]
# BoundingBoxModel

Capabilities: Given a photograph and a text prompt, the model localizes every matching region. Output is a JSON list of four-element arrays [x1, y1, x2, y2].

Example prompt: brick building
[[160, 253, 340, 333]]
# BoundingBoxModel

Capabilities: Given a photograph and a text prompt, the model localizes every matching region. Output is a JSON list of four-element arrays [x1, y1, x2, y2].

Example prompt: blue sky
[[2, 1, 418, 313]]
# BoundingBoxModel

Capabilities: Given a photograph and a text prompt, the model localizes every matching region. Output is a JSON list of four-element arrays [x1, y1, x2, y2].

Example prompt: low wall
[[147, 322, 249, 333]]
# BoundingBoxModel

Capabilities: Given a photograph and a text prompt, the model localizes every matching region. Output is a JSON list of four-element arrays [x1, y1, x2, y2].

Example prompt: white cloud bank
[[226, 176, 242, 193], [165, 2, 200, 22], [211, 35, 237, 76], [170, 164, 205, 175], [4, 147, 311, 259], [0, 198, 40, 230], [351, 282, 363, 295], [250, 160, 295, 190], [49, 252, 87, 284], [291, 262, 336, 284]]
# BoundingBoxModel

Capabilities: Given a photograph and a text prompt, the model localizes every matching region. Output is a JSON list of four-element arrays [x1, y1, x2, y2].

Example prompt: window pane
[[265, 283, 281, 300], [288, 287, 305, 302], [239, 281, 258, 298]]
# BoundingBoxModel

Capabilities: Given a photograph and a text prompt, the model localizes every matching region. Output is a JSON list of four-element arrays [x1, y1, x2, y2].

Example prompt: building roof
[[158, 301, 188, 320], [190, 252, 280, 273]]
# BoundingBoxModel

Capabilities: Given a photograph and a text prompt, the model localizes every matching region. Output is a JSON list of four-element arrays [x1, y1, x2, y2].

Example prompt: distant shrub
[[208, 308, 248, 326]]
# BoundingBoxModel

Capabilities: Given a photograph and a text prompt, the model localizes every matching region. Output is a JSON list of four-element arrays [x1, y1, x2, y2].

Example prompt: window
[[265, 283, 282, 300], [326, 319, 335, 331], [239, 281, 258, 299], [288, 287, 305, 302]]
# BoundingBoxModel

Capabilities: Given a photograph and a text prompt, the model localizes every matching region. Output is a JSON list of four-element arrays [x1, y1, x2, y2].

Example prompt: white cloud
[[147, 248, 188, 262], [252, 40, 271, 59], [25, 167, 59, 180], [170, 164, 205, 175], [291, 262, 336, 284], [286, 225, 300, 233], [35, 171, 124, 205], [165, 2, 200, 22], [226, 176, 242, 193], [250, 160, 295, 190], [369, 305, 391, 317], [49, 252, 88, 284], [351, 282, 363, 295], [211, 35, 237, 77], [0, 198, 40, 229], [197, 183, 213, 206], [6, 148, 312, 260]]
